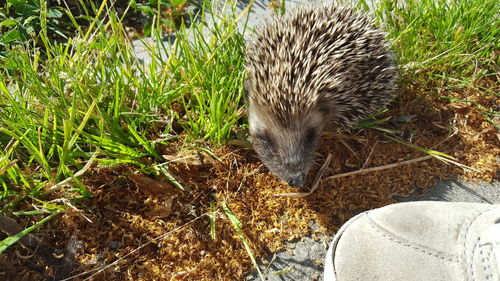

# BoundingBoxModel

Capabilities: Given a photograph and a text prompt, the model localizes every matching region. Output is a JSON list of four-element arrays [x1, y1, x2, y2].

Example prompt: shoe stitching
[[491, 241, 500, 281], [487, 244, 499, 281], [462, 207, 499, 281], [366, 216, 459, 263], [479, 245, 493, 281], [470, 237, 481, 281]]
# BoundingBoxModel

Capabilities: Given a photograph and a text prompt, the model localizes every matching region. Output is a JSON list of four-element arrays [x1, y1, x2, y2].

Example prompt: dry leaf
[[162, 154, 202, 166], [145, 197, 173, 218], [128, 174, 178, 197]]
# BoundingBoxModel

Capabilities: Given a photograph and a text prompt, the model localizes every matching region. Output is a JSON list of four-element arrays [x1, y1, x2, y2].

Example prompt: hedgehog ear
[[317, 97, 332, 116], [317, 97, 340, 124]]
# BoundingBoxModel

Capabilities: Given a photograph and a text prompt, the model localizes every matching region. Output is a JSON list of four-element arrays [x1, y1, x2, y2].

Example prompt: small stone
[[108, 240, 121, 250]]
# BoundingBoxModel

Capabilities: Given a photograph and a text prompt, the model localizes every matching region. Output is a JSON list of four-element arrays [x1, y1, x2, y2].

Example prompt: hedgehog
[[244, 4, 397, 187]]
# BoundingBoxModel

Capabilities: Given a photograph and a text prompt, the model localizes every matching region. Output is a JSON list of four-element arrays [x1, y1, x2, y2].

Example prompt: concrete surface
[[245, 236, 329, 281], [132, 0, 316, 65], [400, 179, 500, 204]]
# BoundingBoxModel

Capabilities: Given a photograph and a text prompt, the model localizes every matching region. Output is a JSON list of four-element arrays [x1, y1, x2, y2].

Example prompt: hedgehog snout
[[287, 173, 306, 188], [278, 148, 316, 188]]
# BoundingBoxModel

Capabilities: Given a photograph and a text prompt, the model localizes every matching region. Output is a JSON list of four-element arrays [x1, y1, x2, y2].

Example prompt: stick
[[361, 141, 379, 169], [324, 155, 434, 181]]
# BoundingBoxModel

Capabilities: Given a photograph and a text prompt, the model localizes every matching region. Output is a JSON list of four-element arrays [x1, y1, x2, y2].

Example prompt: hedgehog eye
[[255, 133, 273, 145], [305, 128, 317, 144]]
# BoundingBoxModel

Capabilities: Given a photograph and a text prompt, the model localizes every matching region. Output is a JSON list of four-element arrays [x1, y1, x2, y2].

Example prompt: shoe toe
[[324, 201, 500, 281]]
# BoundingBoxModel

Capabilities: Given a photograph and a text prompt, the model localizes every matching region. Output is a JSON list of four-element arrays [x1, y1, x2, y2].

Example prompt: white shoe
[[324, 201, 500, 281]]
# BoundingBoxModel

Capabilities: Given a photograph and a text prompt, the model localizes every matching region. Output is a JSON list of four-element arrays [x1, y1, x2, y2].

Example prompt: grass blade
[[222, 201, 264, 281], [0, 212, 57, 253]]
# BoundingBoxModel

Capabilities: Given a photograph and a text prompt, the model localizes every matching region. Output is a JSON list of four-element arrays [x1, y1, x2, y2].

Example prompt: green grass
[[367, 0, 499, 78], [0, 0, 249, 251], [357, 0, 499, 129], [0, 0, 498, 260]]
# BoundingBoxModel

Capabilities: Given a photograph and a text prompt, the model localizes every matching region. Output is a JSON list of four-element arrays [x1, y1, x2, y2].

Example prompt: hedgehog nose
[[287, 173, 306, 188]]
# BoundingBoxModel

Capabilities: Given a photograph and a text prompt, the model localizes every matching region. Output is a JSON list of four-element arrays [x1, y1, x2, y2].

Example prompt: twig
[[430, 118, 458, 149], [274, 154, 332, 198], [432, 154, 480, 173], [337, 138, 359, 159], [361, 141, 379, 169], [43, 150, 100, 196], [324, 155, 434, 181], [307, 153, 332, 193]]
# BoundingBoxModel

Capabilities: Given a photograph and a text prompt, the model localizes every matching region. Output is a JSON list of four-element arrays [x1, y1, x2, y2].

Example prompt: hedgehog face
[[247, 102, 325, 188]]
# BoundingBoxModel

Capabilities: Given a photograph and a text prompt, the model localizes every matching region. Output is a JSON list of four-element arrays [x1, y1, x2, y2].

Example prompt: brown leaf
[[61, 208, 82, 229], [144, 197, 173, 218], [162, 154, 202, 166], [128, 174, 178, 197]]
